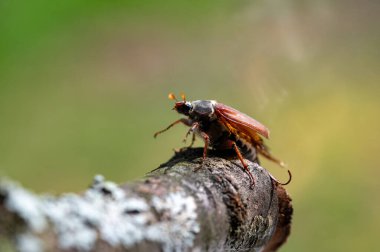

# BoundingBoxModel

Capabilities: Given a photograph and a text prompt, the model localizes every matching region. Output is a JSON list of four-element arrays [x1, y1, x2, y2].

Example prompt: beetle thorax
[[190, 100, 217, 120]]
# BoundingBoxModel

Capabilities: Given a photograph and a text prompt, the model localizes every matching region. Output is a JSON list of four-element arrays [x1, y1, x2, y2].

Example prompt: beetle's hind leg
[[232, 142, 255, 188]]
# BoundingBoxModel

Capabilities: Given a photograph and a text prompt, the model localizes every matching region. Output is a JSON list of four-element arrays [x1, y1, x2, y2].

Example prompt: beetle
[[154, 93, 291, 187]]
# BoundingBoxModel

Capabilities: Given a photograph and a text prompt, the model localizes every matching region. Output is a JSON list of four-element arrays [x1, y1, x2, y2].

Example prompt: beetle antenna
[[180, 93, 186, 102], [168, 93, 178, 101]]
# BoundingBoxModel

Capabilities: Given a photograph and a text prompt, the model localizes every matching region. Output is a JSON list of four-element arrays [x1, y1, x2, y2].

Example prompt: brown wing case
[[214, 103, 270, 139]]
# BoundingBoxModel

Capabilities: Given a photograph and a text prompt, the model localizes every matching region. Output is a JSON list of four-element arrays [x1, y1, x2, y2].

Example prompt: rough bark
[[0, 148, 292, 252]]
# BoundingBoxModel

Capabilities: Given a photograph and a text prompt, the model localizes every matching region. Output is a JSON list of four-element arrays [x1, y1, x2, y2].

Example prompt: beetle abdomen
[[235, 138, 258, 163]]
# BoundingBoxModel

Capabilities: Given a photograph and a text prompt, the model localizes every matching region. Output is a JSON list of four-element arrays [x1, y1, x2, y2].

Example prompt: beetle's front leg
[[181, 130, 196, 149], [189, 132, 196, 147], [178, 123, 199, 153], [154, 118, 193, 138], [182, 126, 193, 143], [191, 125, 210, 172]]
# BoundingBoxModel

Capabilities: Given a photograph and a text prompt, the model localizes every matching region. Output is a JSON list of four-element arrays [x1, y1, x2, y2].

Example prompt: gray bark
[[0, 148, 292, 252]]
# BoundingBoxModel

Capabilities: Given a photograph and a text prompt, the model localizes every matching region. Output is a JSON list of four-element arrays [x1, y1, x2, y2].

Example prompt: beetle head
[[168, 93, 192, 116]]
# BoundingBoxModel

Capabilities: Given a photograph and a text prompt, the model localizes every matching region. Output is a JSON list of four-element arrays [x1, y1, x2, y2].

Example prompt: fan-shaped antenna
[[168, 93, 178, 101], [180, 93, 186, 102]]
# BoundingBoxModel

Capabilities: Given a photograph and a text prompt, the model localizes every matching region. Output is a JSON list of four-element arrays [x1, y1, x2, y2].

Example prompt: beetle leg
[[182, 129, 196, 147], [182, 126, 193, 143], [154, 118, 193, 138], [183, 129, 190, 143], [189, 132, 196, 147], [179, 124, 198, 152], [190, 123, 209, 161], [200, 131, 210, 161], [179, 129, 196, 152], [232, 142, 255, 188], [192, 125, 210, 172]]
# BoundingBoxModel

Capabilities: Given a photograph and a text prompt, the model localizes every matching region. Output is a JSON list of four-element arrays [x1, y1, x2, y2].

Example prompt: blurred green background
[[0, 0, 379, 251]]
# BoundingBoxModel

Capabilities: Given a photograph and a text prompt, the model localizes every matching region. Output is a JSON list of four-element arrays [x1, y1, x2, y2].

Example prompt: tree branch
[[0, 148, 292, 252]]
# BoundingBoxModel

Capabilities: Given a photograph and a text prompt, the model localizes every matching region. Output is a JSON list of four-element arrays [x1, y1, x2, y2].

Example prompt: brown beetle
[[154, 93, 291, 187]]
